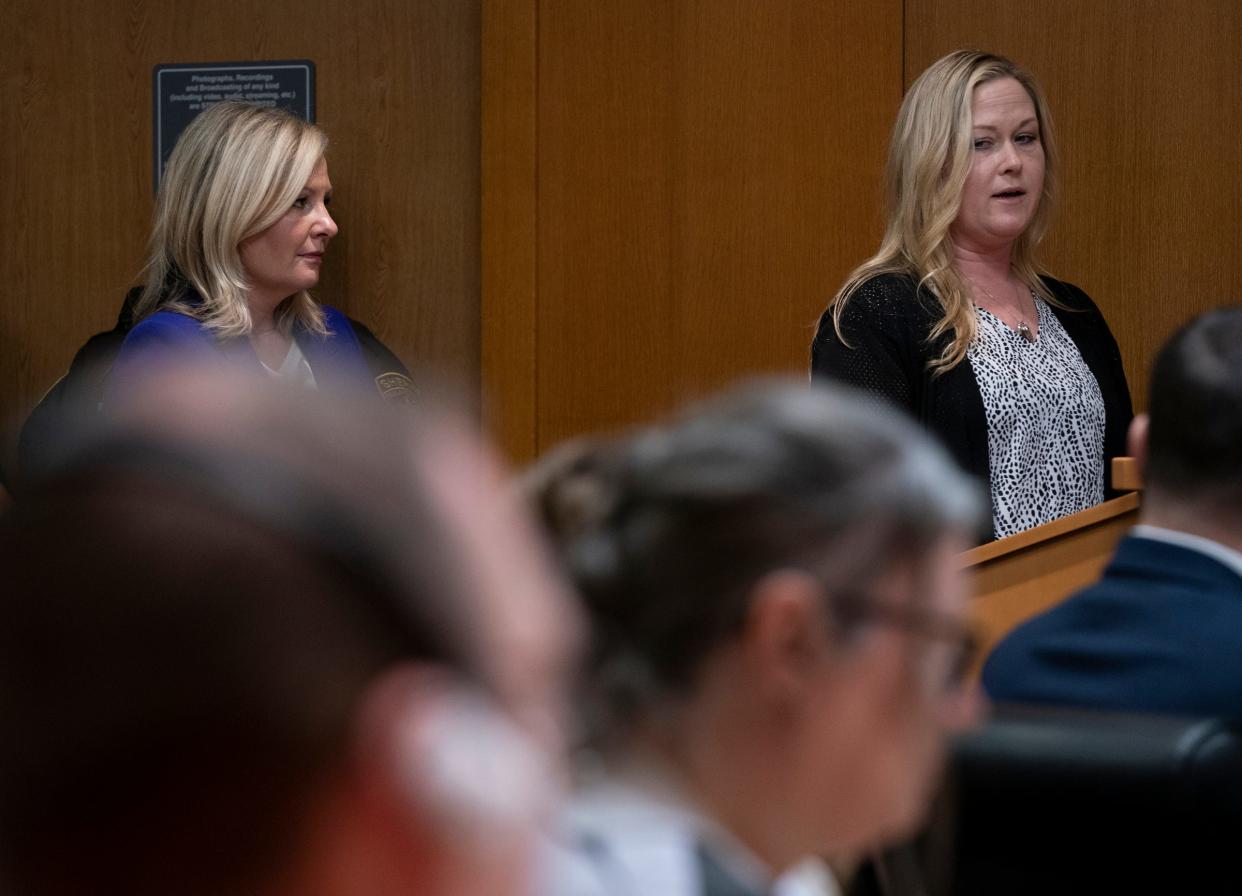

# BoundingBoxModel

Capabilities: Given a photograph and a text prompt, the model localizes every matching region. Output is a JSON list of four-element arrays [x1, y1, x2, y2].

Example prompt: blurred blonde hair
[[135, 102, 329, 337], [830, 50, 1060, 373]]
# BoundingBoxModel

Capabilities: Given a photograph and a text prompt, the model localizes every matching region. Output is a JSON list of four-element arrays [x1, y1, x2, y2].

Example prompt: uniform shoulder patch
[[375, 372, 417, 405]]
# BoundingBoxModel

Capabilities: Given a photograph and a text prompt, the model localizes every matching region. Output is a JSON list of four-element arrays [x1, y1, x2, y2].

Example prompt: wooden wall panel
[[905, 0, 1242, 412], [0, 0, 479, 474], [531, 0, 902, 452], [482, 0, 539, 461], [536, 1, 680, 449]]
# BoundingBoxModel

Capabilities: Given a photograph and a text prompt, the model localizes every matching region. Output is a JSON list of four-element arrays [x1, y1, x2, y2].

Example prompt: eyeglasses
[[831, 590, 980, 693]]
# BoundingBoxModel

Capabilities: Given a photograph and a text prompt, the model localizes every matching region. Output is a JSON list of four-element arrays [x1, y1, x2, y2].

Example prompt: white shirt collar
[[553, 764, 838, 896], [1130, 525, 1242, 581], [569, 765, 775, 890]]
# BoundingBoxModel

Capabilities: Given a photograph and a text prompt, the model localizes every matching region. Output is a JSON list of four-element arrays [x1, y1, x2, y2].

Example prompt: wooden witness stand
[[964, 457, 1143, 667]]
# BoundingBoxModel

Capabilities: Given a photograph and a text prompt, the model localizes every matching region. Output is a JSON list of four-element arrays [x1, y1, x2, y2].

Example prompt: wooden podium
[[964, 458, 1143, 664]]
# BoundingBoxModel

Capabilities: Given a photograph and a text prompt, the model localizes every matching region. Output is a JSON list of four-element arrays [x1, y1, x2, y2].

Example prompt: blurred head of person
[[0, 370, 578, 896], [831, 49, 1060, 373], [1130, 306, 1242, 539], [529, 380, 985, 867], [136, 102, 338, 339]]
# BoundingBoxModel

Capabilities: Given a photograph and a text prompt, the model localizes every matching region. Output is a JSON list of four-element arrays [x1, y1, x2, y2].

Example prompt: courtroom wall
[[3, 2, 1237, 475]]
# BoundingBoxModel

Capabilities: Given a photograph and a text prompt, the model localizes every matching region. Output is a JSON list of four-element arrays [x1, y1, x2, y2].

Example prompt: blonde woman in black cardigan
[[812, 51, 1131, 540]]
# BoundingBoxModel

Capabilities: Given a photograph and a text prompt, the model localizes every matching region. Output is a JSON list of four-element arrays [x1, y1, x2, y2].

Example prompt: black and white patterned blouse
[[968, 297, 1106, 538]]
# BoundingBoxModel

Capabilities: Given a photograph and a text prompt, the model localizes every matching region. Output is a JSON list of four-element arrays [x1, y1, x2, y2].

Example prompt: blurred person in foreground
[[984, 308, 1242, 715], [812, 50, 1132, 541], [528, 380, 985, 896], [0, 368, 579, 896]]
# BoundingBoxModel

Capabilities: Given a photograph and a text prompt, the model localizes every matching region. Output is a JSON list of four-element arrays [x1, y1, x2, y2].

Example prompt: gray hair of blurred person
[[0, 372, 549, 896], [528, 379, 984, 752]]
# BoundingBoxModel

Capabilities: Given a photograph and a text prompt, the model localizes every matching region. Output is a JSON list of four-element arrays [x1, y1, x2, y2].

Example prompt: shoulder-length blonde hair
[[135, 102, 329, 337], [830, 50, 1060, 373]]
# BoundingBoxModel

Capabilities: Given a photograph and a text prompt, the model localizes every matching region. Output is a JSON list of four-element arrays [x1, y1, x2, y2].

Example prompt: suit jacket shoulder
[[982, 536, 1242, 715]]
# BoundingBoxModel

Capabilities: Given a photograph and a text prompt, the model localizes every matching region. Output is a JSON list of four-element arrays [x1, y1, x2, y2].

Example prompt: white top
[[1130, 525, 1242, 581], [260, 338, 318, 390], [968, 297, 1106, 538], [538, 770, 839, 896]]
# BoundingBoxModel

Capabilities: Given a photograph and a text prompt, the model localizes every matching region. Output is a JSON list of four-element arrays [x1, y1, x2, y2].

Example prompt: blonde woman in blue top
[[111, 102, 371, 399]]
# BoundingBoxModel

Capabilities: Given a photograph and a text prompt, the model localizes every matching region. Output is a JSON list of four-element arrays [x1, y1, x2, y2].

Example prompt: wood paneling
[[905, 0, 1242, 412], [512, 0, 901, 455], [14, 2, 1234, 471], [482, 0, 539, 462], [0, 0, 480, 472]]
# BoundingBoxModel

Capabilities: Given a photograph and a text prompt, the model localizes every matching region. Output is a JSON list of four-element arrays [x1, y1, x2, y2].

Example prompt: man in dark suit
[[983, 307, 1242, 715]]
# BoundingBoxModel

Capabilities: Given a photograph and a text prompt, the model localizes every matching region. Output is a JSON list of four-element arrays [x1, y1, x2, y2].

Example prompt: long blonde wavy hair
[[830, 50, 1060, 374], [135, 102, 329, 337]]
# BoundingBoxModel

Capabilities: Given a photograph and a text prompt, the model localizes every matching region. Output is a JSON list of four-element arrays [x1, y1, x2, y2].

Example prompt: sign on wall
[[152, 60, 315, 190]]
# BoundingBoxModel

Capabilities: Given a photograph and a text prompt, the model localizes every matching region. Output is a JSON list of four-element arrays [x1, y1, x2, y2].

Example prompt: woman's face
[[239, 157, 338, 309], [950, 77, 1045, 254], [868, 536, 980, 841], [800, 535, 980, 852]]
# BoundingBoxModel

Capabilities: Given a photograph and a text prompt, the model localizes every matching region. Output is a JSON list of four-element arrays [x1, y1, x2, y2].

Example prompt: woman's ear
[[742, 570, 833, 700], [1127, 413, 1150, 476], [352, 666, 553, 852]]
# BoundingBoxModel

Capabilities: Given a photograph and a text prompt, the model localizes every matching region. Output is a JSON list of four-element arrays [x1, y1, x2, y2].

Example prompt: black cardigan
[[811, 272, 1133, 527]]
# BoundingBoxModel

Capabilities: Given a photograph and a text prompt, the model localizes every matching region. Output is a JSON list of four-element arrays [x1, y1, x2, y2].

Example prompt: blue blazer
[[108, 304, 373, 401], [982, 535, 1242, 717]]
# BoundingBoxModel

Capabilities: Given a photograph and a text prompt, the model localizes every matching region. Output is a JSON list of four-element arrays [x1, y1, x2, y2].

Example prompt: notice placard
[[153, 60, 315, 190]]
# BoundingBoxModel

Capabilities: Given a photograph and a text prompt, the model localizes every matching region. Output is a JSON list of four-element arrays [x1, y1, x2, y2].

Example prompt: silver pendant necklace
[[975, 281, 1037, 343]]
